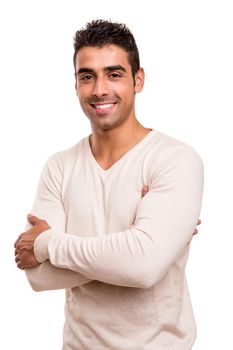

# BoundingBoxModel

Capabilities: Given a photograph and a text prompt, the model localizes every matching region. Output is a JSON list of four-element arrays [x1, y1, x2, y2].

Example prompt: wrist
[[34, 229, 54, 263]]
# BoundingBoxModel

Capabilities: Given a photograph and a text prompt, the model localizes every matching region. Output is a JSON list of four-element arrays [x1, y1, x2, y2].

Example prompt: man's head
[[73, 20, 144, 132], [73, 19, 140, 78]]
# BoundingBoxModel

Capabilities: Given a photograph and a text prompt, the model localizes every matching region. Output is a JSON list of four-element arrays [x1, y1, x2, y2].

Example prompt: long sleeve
[[25, 155, 91, 291], [35, 146, 204, 289]]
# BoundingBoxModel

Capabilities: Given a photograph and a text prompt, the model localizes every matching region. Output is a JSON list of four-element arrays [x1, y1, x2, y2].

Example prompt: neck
[[89, 118, 151, 168]]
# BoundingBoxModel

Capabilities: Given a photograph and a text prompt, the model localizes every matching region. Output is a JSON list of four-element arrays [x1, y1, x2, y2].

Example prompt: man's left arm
[[15, 147, 204, 289]]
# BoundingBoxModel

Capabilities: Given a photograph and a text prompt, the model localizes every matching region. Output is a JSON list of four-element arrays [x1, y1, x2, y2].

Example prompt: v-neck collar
[[85, 129, 157, 175]]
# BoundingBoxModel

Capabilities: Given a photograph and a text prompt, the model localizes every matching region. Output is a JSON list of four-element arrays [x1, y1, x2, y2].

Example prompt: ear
[[134, 68, 145, 93]]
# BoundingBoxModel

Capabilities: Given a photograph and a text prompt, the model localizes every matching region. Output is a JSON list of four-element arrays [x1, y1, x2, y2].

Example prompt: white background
[[0, 0, 232, 349]]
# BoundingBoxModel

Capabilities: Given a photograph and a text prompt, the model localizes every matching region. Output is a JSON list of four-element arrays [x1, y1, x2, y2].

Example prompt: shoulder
[[145, 131, 204, 192], [150, 130, 203, 165], [145, 131, 204, 182], [42, 135, 89, 173]]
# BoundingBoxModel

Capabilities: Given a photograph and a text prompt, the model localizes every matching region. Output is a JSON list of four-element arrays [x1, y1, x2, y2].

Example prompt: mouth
[[90, 102, 117, 114]]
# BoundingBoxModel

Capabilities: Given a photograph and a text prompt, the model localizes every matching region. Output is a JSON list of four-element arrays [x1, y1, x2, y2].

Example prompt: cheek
[[76, 88, 86, 105], [121, 87, 135, 105], [76, 85, 92, 100]]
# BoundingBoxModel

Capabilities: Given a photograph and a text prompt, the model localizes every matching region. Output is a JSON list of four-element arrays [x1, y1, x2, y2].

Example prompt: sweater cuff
[[34, 229, 56, 263]]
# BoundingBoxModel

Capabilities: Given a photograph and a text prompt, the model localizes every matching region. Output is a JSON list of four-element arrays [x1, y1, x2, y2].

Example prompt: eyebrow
[[76, 65, 127, 75], [104, 65, 127, 73]]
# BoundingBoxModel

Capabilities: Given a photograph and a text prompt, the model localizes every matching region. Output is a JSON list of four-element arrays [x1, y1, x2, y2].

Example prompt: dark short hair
[[73, 19, 140, 77]]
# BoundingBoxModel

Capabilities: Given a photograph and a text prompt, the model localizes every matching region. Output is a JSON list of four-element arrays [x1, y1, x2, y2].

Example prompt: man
[[14, 20, 204, 350]]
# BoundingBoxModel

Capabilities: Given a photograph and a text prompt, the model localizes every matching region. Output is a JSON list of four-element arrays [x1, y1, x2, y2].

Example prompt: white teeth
[[95, 103, 114, 110]]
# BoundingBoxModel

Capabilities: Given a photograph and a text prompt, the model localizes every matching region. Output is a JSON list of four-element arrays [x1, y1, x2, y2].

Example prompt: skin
[[74, 45, 150, 169], [14, 44, 201, 269], [14, 214, 50, 269]]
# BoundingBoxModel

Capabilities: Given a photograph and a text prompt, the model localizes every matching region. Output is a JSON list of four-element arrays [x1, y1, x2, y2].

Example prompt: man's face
[[74, 45, 144, 131]]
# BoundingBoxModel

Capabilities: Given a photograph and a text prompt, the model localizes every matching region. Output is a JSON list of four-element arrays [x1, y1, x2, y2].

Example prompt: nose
[[92, 77, 109, 97]]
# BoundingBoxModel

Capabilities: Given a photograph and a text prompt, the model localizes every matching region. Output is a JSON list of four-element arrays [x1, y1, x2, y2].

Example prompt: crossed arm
[[14, 214, 201, 271], [14, 148, 203, 290]]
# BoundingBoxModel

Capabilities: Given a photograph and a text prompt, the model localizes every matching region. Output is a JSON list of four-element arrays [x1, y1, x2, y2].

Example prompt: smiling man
[[15, 20, 204, 350]]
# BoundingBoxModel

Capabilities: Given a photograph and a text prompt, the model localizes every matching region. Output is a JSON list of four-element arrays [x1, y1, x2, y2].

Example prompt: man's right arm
[[24, 154, 91, 291], [25, 261, 90, 291]]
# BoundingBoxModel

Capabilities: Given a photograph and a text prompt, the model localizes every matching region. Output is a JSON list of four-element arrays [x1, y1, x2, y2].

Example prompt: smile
[[92, 103, 116, 109], [90, 102, 117, 114]]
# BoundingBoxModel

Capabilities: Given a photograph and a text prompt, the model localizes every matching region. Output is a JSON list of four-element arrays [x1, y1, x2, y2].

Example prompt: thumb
[[27, 213, 41, 225]]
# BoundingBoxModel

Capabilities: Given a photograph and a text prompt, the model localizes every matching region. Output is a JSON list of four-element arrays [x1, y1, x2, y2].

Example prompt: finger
[[14, 241, 20, 251], [197, 219, 201, 225], [14, 236, 21, 248], [15, 240, 23, 251], [15, 254, 20, 263], [141, 185, 149, 197], [17, 261, 25, 270], [193, 228, 198, 235], [16, 241, 29, 252], [16, 250, 27, 269], [15, 252, 22, 268], [27, 213, 41, 225], [14, 232, 26, 248]]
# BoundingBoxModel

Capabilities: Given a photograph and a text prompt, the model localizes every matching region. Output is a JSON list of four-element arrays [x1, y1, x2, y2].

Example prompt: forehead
[[75, 45, 131, 71]]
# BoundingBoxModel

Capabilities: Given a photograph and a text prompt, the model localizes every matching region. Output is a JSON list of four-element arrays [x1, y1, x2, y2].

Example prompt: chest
[[62, 158, 149, 236]]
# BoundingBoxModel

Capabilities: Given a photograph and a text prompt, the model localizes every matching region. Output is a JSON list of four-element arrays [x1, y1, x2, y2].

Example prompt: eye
[[109, 72, 122, 79], [80, 74, 94, 81]]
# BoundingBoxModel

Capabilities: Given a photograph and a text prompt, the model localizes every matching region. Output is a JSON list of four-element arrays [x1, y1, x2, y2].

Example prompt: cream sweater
[[25, 130, 204, 350]]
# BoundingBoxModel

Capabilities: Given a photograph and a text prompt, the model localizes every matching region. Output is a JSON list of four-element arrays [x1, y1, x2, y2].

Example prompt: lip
[[90, 102, 117, 115]]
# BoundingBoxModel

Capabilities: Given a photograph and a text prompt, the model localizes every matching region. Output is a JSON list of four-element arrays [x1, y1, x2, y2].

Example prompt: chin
[[97, 123, 118, 131], [93, 117, 121, 131]]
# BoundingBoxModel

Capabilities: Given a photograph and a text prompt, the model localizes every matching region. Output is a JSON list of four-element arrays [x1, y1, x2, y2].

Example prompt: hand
[[14, 214, 51, 270], [141, 185, 149, 198], [141, 185, 201, 236], [193, 219, 201, 235]]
